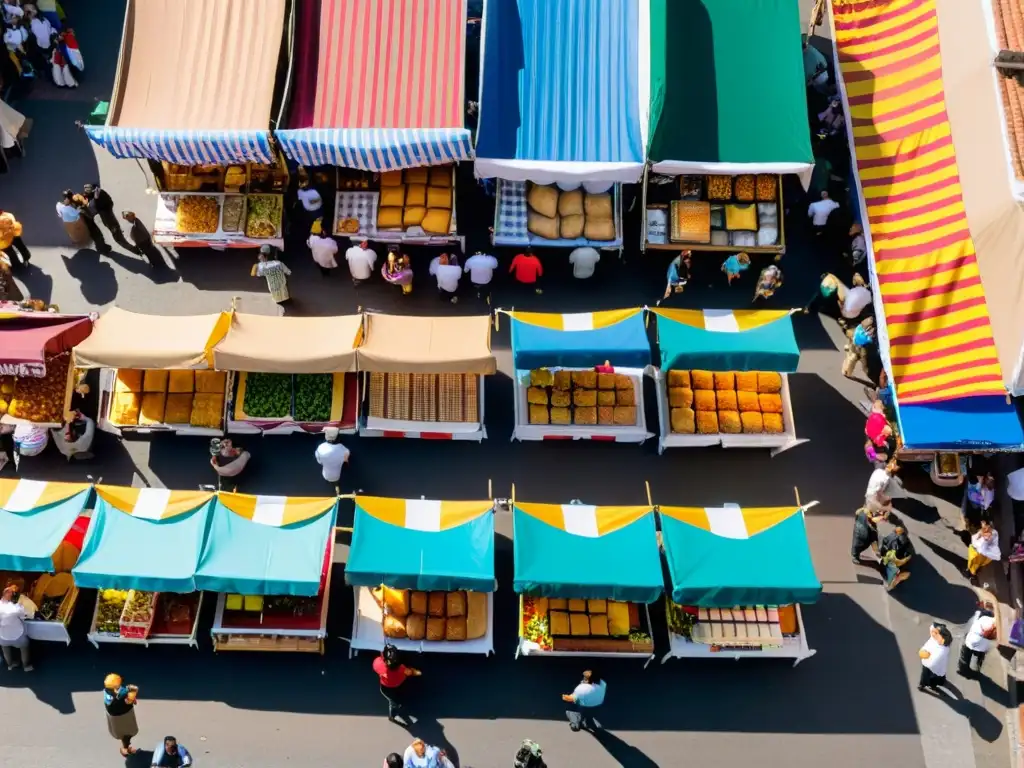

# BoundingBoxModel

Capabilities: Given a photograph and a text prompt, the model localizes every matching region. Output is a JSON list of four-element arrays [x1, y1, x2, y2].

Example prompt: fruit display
[[96, 588, 129, 634], [371, 586, 487, 643], [526, 368, 637, 427], [241, 372, 292, 418], [221, 195, 246, 233], [175, 196, 220, 234], [122, 589, 156, 624], [294, 374, 333, 423], [666, 599, 697, 639], [6, 352, 70, 424], [245, 194, 282, 239], [265, 595, 319, 618], [522, 596, 552, 650], [667, 369, 785, 436], [522, 595, 652, 652]]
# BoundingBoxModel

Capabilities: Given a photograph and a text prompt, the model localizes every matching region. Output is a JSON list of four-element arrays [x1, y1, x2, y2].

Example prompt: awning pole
[[794, 486, 801, 507], [645, 480, 653, 508]]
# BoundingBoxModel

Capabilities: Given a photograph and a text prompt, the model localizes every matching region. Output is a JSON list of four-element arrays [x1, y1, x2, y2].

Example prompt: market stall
[[504, 309, 652, 443], [651, 308, 804, 455], [198, 492, 338, 654], [658, 501, 820, 665], [73, 308, 231, 436], [0, 479, 91, 644], [513, 500, 661, 663], [85, 0, 289, 248], [275, 0, 471, 246], [212, 313, 361, 436], [355, 313, 495, 440], [0, 311, 92, 429], [641, 0, 812, 254], [476, 0, 645, 251], [344, 495, 495, 656], [73, 485, 213, 648]]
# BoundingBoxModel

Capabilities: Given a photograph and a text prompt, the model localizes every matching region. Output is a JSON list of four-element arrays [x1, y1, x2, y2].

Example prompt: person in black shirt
[[878, 524, 913, 591], [122, 211, 163, 268], [103, 673, 140, 756], [84, 183, 137, 253], [851, 507, 886, 564]]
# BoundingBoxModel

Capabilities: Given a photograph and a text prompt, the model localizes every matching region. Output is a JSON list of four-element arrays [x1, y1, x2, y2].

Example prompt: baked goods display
[[669, 602, 800, 647], [111, 368, 226, 429], [525, 183, 615, 242], [667, 369, 785, 435], [368, 372, 479, 424], [175, 196, 220, 234], [3, 352, 71, 424], [375, 164, 454, 234], [526, 368, 637, 427], [372, 586, 488, 643], [522, 595, 653, 653]]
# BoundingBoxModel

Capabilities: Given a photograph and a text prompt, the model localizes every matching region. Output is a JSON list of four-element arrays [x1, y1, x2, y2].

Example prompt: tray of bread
[[666, 369, 785, 435], [521, 595, 653, 654], [526, 368, 638, 428], [688, 604, 798, 647], [374, 586, 487, 643]]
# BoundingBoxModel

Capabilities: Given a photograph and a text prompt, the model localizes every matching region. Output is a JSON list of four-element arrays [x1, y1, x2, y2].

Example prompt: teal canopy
[[194, 496, 338, 597], [656, 310, 799, 372], [512, 503, 663, 603], [660, 505, 821, 607], [345, 497, 495, 592], [0, 483, 91, 572]]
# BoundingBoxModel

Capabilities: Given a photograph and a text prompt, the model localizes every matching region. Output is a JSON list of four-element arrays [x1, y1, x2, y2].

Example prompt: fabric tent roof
[[356, 314, 496, 374], [73, 309, 230, 370], [194, 494, 338, 596], [212, 313, 362, 373], [509, 309, 650, 370], [0, 480, 91, 572], [0, 315, 92, 369], [85, 0, 285, 165], [346, 496, 495, 592], [475, 0, 646, 183], [275, 0, 472, 171], [72, 487, 215, 592], [512, 502, 663, 602], [660, 504, 821, 607], [654, 309, 799, 372], [647, 0, 812, 182], [896, 394, 1024, 451]]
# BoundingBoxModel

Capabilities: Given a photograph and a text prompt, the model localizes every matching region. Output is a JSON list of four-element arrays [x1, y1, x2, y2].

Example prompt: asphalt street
[[0, 2, 1015, 767]]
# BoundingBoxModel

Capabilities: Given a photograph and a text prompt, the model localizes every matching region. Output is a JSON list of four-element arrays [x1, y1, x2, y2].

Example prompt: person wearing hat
[[307, 218, 339, 277], [314, 426, 350, 484], [103, 673, 140, 756], [252, 245, 292, 307], [959, 609, 998, 677]]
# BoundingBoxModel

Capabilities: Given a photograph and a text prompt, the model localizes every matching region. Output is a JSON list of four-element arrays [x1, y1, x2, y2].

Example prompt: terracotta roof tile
[[994, 1, 1024, 180]]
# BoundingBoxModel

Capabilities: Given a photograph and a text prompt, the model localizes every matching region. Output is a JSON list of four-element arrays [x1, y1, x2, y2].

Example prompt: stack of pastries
[[527, 368, 637, 427], [373, 586, 487, 642], [668, 370, 784, 435]]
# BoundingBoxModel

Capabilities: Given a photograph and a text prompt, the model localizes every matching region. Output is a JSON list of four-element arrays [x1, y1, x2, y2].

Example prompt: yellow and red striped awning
[[834, 0, 1006, 403]]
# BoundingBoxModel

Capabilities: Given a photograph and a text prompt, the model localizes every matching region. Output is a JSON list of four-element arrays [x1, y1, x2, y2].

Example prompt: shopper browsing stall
[[0, 584, 32, 671], [345, 239, 376, 286], [382, 248, 414, 295], [429, 252, 461, 303], [463, 251, 498, 301], [510, 250, 543, 294], [373, 644, 421, 722], [103, 674, 140, 757], [561, 669, 606, 732], [967, 520, 1001, 578], [958, 610, 997, 677], [865, 460, 898, 514], [569, 246, 600, 280], [307, 219, 339, 277], [314, 427, 349, 484]]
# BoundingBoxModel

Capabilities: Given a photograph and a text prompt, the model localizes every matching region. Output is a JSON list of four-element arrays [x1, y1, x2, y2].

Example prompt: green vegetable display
[[294, 374, 333, 423], [243, 373, 292, 418]]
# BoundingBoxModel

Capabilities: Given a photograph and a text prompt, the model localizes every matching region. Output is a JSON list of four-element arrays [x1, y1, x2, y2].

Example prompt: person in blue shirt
[[561, 669, 607, 732], [842, 316, 874, 380], [151, 736, 192, 767]]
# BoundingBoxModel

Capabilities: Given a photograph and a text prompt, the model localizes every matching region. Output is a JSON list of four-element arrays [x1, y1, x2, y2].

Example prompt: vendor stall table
[[504, 309, 652, 443], [152, 191, 284, 250], [87, 591, 203, 648], [492, 180, 624, 251], [651, 309, 805, 455], [344, 496, 496, 656]]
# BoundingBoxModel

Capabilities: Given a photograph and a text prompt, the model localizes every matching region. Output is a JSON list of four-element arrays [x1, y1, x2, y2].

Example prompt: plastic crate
[[119, 590, 159, 639]]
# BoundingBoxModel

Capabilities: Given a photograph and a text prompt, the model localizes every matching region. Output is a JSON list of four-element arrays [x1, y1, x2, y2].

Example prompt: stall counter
[[661, 603, 814, 666], [359, 372, 487, 441], [87, 591, 204, 648], [152, 191, 284, 249], [226, 371, 359, 436], [97, 368, 228, 437]]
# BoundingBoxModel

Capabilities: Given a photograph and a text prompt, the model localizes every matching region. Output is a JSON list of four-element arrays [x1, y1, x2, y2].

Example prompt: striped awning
[[0, 480, 91, 573], [510, 309, 642, 332], [0, 479, 90, 512], [94, 486, 214, 520], [85, 127, 275, 165], [274, 0, 472, 171], [833, 0, 1006, 404], [217, 492, 337, 527]]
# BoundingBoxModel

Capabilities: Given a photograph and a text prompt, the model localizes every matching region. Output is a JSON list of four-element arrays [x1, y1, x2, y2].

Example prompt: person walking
[[74, 192, 110, 254], [510, 250, 543, 294], [373, 643, 421, 722], [918, 623, 952, 693], [429, 252, 461, 303], [463, 250, 497, 302], [807, 190, 839, 236], [403, 738, 452, 768], [151, 736, 193, 767], [314, 427, 349, 485], [967, 519, 1001, 579], [879, 521, 913, 591], [0, 583, 32, 671], [84, 183, 135, 253], [0, 210, 30, 266], [561, 669, 606, 732], [842, 316, 874, 380], [569, 246, 600, 280], [307, 219, 339, 277], [958, 610, 997, 677], [865, 459, 898, 515], [122, 211, 163, 269], [345, 238, 376, 286], [103, 673, 140, 756], [56, 190, 90, 247], [850, 507, 886, 565], [252, 245, 292, 308]]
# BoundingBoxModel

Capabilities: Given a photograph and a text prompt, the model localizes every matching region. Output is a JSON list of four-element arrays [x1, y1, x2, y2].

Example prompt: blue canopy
[[475, 0, 644, 183], [346, 497, 495, 593], [194, 494, 338, 597], [275, 129, 473, 172], [896, 395, 1024, 451], [0, 481, 91, 572], [85, 127, 275, 165], [510, 310, 651, 370], [655, 309, 800, 373]]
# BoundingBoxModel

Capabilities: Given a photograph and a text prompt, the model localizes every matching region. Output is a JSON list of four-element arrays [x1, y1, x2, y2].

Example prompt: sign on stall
[[0, 362, 45, 377]]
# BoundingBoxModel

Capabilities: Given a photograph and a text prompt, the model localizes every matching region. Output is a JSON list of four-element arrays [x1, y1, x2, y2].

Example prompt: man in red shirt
[[510, 250, 543, 294], [373, 644, 421, 721]]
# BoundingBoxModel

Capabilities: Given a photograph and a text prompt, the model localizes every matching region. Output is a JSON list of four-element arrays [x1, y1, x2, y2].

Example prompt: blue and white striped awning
[[275, 128, 473, 172], [85, 127, 275, 166]]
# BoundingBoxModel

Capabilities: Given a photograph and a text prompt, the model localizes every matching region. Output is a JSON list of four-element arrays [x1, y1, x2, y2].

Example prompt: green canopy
[[647, 0, 813, 184]]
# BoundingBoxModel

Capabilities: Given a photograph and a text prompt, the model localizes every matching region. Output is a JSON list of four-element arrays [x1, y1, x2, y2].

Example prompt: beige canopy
[[73, 308, 230, 370], [212, 313, 362, 373], [356, 314, 496, 374]]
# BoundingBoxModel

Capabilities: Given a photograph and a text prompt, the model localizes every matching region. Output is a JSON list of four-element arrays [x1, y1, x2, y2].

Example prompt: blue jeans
[[566, 704, 601, 731], [884, 561, 900, 586]]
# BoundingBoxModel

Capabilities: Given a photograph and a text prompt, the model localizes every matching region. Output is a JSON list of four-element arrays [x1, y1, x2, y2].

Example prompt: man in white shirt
[[314, 427, 350, 485], [918, 623, 951, 692], [865, 461, 897, 514], [429, 253, 462, 303], [569, 246, 601, 280], [345, 239, 376, 286], [28, 10, 53, 52], [958, 611, 997, 676], [807, 190, 840, 235], [841, 278, 872, 321], [306, 220, 338, 277], [463, 251, 498, 302], [0, 584, 32, 671], [296, 180, 323, 214]]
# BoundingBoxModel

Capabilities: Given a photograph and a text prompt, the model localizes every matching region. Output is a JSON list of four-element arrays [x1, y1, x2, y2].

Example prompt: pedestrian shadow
[[590, 729, 659, 767], [922, 681, 1004, 742], [12, 262, 53, 302], [125, 749, 155, 768], [61, 248, 118, 305], [887, 540, 978, 624], [103, 247, 179, 284], [891, 497, 941, 525], [397, 714, 459, 768]]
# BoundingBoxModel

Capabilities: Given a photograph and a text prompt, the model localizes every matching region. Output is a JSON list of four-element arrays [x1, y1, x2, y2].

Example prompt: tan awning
[[937, 0, 1024, 394], [73, 308, 230, 370], [111, 0, 285, 131], [357, 314, 495, 374], [212, 313, 362, 373]]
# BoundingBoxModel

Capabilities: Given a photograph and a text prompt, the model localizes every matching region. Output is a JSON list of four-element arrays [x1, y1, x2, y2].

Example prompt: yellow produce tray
[[329, 373, 345, 423]]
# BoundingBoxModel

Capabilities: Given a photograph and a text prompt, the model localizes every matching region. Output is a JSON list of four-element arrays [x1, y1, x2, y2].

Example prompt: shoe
[[6, 663, 18, 670], [851, 557, 861, 565], [119, 747, 129, 757], [451, 297, 458, 304], [22, 665, 33, 672], [569, 724, 580, 732]]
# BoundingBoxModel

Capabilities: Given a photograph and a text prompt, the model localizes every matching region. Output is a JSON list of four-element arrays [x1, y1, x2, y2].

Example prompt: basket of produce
[[95, 589, 129, 635], [119, 589, 158, 640], [241, 372, 293, 419], [294, 374, 333, 423], [175, 196, 221, 234], [220, 195, 246, 233], [6, 353, 71, 424], [245, 195, 283, 239]]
